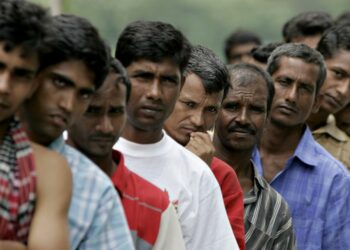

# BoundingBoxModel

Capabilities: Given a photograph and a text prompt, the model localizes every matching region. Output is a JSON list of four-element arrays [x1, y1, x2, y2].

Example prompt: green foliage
[[32, 0, 349, 60]]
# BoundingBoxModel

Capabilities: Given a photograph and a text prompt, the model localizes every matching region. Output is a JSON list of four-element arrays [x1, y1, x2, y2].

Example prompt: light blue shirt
[[50, 136, 134, 250], [252, 127, 350, 250]]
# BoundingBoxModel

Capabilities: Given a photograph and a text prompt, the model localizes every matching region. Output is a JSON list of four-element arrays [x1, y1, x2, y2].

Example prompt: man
[[249, 42, 284, 69], [253, 43, 350, 249], [0, 0, 72, 249], [282, 11, 333, 49], [213, 63, 295, 249], [308, 25, 350, 168], [114, 20, 238, 249], [335, 103, 350, 137], [224, 29, 261, 64], [19, 14, 134, 249], [164, 45, 245, 250], [67, 58, 186, 250]]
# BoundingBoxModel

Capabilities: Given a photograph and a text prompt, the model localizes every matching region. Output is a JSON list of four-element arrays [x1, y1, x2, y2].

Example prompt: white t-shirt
[[115, 133, 238, 250]]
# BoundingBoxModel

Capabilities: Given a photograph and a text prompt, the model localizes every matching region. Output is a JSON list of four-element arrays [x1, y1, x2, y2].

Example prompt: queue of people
[[0, 0, 349, 249]]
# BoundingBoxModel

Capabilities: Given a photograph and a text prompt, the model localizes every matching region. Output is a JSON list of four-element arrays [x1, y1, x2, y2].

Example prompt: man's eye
[[53, 77, 67, 87], [207, 107, 218, 113], [184, 101, 195, 108], [86, 107, 100, 114], [224, 103, 239, 111]]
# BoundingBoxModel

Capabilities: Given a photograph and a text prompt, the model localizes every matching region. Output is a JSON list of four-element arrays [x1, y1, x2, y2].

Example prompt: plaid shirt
[[253, 127, 350, 250], [0, 119, 36, 243], [49, 136, 134, 250]]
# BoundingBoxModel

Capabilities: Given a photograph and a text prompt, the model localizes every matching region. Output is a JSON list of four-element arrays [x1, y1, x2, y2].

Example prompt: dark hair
[[0, 0, 51, 61], [110, 58, 131, 102], [267, 43, 326, 94], [184, 45, 230, 99], [226, 63, 275, 113], [224, 29, 261, 61], [115, 20, 191, 73], [317, 24, 350, 60], [40, 14, 110, 89], [251, 42, 284, 64], [282, 11, 334, 42], [336, 11, 350, 26]]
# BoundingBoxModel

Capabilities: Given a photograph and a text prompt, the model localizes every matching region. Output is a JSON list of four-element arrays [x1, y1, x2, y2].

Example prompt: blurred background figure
[[224, 29, 261, 64], [282, 11, 334, 48], [249, 42, 284, 69]]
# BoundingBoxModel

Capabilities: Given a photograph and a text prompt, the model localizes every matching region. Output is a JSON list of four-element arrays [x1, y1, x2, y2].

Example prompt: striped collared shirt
[[244, 163, 296, 250], [50, 136, 134, 250]]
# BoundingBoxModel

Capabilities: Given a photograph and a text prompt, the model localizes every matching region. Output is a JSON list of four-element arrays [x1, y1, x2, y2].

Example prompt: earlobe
[[311, 93, 323, 114]]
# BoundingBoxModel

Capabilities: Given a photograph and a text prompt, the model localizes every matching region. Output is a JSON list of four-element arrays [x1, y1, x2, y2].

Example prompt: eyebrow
[[50, 72, 75, 87]]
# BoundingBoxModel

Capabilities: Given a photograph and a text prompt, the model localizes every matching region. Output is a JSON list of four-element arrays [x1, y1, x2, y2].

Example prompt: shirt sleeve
[[187, 184, 239, 250], [78, 186, 135, 250], [323, 172, 350, 249], [153, 204, 186, 250], [272, 203, 296, 250], [220, 170, 245, 250]]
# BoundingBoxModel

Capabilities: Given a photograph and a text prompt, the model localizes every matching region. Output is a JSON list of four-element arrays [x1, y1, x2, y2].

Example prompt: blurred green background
[[32, 0, 349, 60]]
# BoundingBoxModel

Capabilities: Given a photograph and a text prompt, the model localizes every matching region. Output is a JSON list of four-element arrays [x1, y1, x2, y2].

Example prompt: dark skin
[[213, 74, 269, 193], [214, 138, 254, 193], [122, 59, 183, 144], [259, 57, 321, 182]]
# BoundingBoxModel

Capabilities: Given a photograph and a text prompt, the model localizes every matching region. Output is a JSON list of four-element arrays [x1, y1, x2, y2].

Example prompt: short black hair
[[336, 11, 350, 26], [0, 0, 51, 61], [115, 20, 191, 73], [317, 24, 350, 60], [267, 43, 326, 94], [110, 58, 131, 102], [226, 63, 275, 113], [40, 14, 110, 89], [282, 11, 334, 42], [184, 45, 230, 99], [224, 29, 261, 61], [251, 42, 284, 64]]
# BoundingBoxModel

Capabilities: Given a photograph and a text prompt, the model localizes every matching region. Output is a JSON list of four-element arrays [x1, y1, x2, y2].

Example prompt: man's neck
[[89, 152, 116, 177], [213, 136, 254, 193], [0, 119, 10, 143], [260, 120, 304, 155], [122, 122, 164, 144], [66, 137, 116, 177], [307, 108, 329, 131]]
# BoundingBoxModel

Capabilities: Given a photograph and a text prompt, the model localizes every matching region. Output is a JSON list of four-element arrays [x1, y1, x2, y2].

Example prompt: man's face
[[0, 41, 39, 124], [228, 43, 258, 64], [215, 76, 268, 151], [23, 59, 95, 145], [126, 59, 182, 132], [68, 72, 127, 157], [291, 34, 322, 49], [270, 56, 320, 128], [164, 73, 223, 146], [320, 50, 350, 114], [335, 104, 350, 137]]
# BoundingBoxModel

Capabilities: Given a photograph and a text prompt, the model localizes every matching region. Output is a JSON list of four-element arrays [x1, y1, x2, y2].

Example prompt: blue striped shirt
[[252, 127, 350, 250], [50, 136, 134, 250]]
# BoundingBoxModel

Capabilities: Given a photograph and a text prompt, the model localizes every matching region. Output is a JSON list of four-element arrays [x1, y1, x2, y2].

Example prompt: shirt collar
[[313, 115, 349, 142], [292, 126, 318, 168], [49, 135, 65, 153]]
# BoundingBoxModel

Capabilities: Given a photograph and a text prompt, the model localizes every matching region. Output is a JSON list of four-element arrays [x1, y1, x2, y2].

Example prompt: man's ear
[[311, 92, 323, 114]]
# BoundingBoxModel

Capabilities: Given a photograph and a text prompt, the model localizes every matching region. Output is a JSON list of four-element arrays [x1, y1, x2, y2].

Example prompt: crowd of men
[[0, 0, 349, 249]]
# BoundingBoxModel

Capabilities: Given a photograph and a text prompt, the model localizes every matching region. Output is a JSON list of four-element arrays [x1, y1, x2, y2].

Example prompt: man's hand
[[185, 132, 215, 166]]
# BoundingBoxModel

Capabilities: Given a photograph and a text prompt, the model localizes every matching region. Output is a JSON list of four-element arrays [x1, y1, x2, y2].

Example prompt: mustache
[[88, 133, 116, 141], [228, 123, 256, 135]]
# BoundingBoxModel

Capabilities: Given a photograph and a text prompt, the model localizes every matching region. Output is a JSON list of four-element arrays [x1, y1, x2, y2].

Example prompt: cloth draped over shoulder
[[0, 118, 36, 243]]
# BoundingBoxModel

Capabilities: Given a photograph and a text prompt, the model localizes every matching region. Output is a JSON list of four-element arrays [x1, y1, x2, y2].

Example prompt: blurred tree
[[32, 0, 349, 59]]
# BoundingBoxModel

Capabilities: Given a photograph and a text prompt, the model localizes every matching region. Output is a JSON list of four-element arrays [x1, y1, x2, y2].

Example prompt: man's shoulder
[[116, 165, 170, 212], [59, 143, 116, 190]]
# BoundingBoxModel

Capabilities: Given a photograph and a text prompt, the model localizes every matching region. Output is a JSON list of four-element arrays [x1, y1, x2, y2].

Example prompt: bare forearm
[[0, 241, 26, 250]]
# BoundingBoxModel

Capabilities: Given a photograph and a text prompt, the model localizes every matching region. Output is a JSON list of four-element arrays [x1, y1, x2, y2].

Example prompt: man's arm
[[28, 143, 72, 250], [153, 204, 185, 250], [185, 132, 215, 165]]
